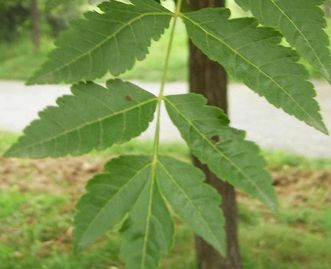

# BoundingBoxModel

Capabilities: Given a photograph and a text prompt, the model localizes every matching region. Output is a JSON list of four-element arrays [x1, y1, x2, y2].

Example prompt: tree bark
[[188, 1, 243, 268], [31, 0, 40, 50]]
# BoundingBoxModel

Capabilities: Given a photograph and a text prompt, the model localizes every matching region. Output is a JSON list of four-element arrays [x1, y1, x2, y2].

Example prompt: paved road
[[0, 80, 330, 157]]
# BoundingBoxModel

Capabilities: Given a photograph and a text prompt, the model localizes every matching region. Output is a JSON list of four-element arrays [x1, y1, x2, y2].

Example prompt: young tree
[[4, 0, 330, 268]]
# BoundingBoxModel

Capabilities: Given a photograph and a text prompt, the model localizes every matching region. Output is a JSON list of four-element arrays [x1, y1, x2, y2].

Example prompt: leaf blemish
[[125, 95, 133, 102], [211, 135, 221, 144]]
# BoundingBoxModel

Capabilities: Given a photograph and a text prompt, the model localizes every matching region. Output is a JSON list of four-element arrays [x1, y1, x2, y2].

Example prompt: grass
[[1, 131, 331, 268], [1, 1, 330, 82], [264, 150, 331, 170], [0, 131, 20, 154], [0, 37, 55, 81], [2, 189, 331, 269]]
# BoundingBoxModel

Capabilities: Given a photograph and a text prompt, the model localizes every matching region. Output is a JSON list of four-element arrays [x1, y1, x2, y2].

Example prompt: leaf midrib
[[32, 11, 173, 82], [182, 13, 323, 131], [165, 97, 275, 209], [9, 98, 156, 155], [140, 170, 155, 269]]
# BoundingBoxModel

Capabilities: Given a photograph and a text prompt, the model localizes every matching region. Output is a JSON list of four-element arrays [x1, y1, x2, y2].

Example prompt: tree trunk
[[31, 0, 40, 50], [188, 1, 243, 268]]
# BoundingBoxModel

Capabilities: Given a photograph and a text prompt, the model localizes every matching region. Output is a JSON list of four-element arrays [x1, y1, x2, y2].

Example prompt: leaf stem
[[152, 0, 183, 163]]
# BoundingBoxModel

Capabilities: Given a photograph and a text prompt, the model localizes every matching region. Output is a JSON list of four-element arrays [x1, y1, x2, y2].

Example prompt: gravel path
[[0, 80, 330, 157]]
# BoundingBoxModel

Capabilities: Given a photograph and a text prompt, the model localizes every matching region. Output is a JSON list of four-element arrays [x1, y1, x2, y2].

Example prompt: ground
[[1, 135, 331, 269]]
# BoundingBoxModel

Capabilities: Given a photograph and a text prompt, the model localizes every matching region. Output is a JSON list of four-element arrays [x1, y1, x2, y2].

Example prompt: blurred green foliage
[[0, 0, 30, 42]]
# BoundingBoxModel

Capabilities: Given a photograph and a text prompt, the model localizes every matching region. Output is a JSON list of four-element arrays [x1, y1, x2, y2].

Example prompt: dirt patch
[[0, 156, 104, 199], [1, 156, 331, 207], [272, 167, 331, 207]]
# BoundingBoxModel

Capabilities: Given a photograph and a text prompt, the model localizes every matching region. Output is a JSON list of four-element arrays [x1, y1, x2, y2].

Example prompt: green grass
[[0, 131, 20, 154], [1, 189, 331, 268], [0, 38, 55, 81], [264, 150, 331, 170]]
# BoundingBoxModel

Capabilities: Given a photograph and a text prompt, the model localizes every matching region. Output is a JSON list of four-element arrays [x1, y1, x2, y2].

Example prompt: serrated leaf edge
[[75, 161, 152, 247], [28, 10, 173, 84], [182, 12, 328, 134], [5, 97, 157, 157], [165, 96, 277, 211]]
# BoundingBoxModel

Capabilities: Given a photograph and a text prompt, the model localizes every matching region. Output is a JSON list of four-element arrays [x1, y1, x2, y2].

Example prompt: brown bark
[[188, 0, 243, 268], [31, 0, 40, 50]]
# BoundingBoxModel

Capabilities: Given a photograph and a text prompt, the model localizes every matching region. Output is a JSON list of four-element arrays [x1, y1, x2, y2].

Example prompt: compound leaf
[[235, 0, 331, 82], [157, 156, 225, 255], [165, 93, 277, 210], [28, 0, 172, 84], [5, 80, 157, 158], [183, 8, 328, 134], [74, 156, 152, 248]]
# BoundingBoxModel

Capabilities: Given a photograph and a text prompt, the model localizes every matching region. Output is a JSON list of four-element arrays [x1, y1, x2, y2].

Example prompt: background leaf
[[165, 93, 277, 210], [235, 0, 331, 82], [5, 80, 157, 158], [183, 8, 328, 134], [28, 0, 172, 84]]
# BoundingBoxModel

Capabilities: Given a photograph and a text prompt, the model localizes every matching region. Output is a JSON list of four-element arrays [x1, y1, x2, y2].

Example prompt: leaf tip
[[314, 120, 329, 136]]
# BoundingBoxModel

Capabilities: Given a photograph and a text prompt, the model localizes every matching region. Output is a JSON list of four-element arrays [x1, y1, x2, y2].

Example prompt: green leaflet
[[235, 0, 331, 82], [74, 156, 153, 248], [74, 155, 226, 268], [157, 156, 225, 255], [121, 173, 174, 269], [28, 0, 173, 84], [165, 93, 277, 210], [182, 8, 328, 134], [5, 80, 157, 158]]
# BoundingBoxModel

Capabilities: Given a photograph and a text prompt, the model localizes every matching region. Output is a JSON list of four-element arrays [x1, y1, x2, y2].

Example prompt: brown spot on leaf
[[211, 135, 220, 144], [125, 95, 133, 102]]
